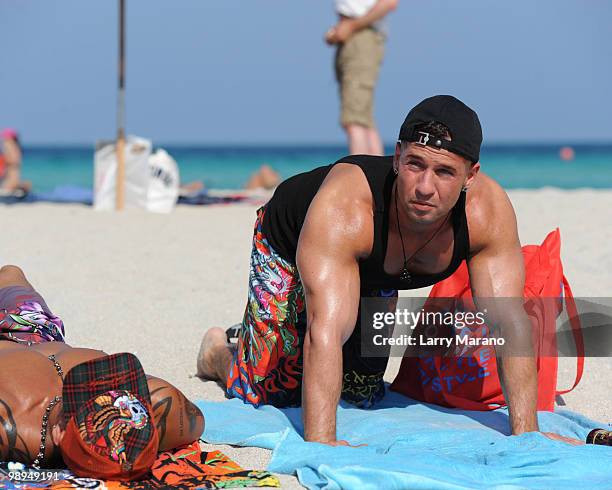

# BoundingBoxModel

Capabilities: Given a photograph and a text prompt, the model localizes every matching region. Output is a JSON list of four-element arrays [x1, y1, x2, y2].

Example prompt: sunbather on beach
[[245, 164, 280, 190], [197, 95, 580, 446], [0, 129, 31, 197], [0, 265, 204, 471]]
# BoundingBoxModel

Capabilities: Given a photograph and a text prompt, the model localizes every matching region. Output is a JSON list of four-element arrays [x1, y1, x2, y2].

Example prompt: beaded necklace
[[31, 354, 64, 469]]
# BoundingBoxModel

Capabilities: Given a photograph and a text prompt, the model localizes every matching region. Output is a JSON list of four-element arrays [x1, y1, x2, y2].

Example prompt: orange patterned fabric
[[1, 440, 280, 489]]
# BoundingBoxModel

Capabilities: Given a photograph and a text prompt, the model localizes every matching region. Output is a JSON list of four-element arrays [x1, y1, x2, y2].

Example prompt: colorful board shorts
[[335, 27, 385, 128], [226, 207, 397, 408], [0, 286, 65, 344]]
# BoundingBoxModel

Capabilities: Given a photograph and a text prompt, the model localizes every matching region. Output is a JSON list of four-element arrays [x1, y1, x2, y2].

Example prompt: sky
[[1, 0, 611, 145]]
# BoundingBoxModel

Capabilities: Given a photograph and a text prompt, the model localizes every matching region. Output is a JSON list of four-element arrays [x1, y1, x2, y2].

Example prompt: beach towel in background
[[0, 185, 256, 206], [0, 440, 280, 489], [197, 391, 611, 490]]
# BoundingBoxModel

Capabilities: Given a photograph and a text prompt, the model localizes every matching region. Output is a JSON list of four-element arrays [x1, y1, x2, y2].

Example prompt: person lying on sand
[[179, 179, 205, 197], [0, 265, 204, 478], [178, 165, 279, 197], [245, 164, 280, 190], [197, 95, 582, 447]]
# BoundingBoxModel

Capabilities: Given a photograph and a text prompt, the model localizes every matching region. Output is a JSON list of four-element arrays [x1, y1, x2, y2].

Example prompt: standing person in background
[[0, 128, 31, 196], [326, 0, 398, 155]]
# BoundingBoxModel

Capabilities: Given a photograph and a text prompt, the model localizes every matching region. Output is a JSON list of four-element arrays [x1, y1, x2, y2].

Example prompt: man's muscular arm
[[466, 182, 538, 434], [296, 165, 372, 444], [466, 178, 581, 444], [147, 376, 204, 451]]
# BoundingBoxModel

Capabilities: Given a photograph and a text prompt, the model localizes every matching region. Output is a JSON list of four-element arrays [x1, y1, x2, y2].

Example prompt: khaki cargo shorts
[[335, 27, 385, 128]]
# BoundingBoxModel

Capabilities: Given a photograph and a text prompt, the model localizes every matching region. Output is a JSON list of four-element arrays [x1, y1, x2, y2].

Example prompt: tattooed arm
[[146, 376, 204, 451]]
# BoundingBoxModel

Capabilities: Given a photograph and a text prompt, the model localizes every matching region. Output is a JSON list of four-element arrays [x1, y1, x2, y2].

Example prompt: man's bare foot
[[196, 327, 232, 381]]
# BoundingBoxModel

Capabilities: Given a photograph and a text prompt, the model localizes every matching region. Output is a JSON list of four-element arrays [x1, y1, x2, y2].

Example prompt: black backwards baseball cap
[[398, 95, 482, 163]]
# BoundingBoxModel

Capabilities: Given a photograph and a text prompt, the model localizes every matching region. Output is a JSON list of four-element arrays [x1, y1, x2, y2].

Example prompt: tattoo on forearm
[[0, 399, 32, 462], [150, 387, 172, 444]]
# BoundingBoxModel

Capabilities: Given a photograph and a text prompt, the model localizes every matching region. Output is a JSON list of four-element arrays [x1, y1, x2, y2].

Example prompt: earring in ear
[[462, 186, 468, 192], [394, 168, 398, 175]]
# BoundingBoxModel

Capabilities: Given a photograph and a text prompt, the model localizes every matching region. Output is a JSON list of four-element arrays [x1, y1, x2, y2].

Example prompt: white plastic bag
[[93, 135, 152, 211], [147, 149, 179, 213]]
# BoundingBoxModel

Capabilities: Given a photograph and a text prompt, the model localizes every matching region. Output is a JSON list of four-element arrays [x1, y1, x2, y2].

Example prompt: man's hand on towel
[[324, 439, 367, 448], [540, 431, 585, 446]]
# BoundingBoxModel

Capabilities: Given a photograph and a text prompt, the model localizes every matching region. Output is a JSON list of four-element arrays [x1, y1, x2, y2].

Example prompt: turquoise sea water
[[20, 144, 612, 193]]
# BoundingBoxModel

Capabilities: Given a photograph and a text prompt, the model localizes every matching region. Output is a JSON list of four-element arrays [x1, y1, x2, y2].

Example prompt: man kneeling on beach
[[197, 95, 579, 446], [0, 265, 203, 478]]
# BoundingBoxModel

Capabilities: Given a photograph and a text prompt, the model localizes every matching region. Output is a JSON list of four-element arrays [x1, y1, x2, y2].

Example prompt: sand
[[2, 188, 611, 488]]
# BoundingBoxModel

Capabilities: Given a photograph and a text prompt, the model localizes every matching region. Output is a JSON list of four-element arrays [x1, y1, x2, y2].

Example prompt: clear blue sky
[[1, 0, 610, 145]]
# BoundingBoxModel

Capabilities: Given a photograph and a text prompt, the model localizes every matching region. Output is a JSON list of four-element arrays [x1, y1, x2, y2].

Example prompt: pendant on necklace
[[400, 262, 412, 282]]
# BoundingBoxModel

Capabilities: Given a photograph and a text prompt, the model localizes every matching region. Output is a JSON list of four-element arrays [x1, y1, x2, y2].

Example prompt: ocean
[[20, 143, 612, 193]]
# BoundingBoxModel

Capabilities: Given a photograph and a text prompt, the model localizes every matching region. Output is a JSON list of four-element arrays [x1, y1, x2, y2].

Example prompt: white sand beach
[[1, 188, 611, 488]]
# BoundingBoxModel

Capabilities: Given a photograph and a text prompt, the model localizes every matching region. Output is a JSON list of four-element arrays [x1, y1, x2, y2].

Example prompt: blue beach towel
[[197, 390, 611, 489], [0, 186, 93, 205], [0, 186, 250, 206]]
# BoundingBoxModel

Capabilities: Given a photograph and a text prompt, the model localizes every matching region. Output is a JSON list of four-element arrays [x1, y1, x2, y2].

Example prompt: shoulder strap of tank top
[[451, 190, 470, 259], [333, 155, 394, 212]]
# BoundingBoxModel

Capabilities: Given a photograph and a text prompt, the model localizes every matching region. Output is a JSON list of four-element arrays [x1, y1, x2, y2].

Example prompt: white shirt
[[335, 0, 387, 33], [336, 0, 377, 17]]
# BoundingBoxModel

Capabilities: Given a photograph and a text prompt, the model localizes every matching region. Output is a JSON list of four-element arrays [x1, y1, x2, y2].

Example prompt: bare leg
[[0, 265, 33, 290], [196, 327, 235, 383], [345, 124, 370, 154], [245, 164, 280, 190], [366, 127, 384, 156], [179, 180, 204, 196]]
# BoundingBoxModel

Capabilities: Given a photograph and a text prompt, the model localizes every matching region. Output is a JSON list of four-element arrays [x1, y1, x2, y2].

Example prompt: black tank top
[[262, 155, 470, 290]]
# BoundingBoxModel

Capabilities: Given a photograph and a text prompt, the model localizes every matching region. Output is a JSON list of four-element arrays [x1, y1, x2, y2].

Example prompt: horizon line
[[18, 139, 612, 149]]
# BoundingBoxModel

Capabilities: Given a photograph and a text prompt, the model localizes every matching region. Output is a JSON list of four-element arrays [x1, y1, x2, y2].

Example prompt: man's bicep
[[468, 189, 524, 298], [297, 210, 364, 342], [468, 243, 524, 299], [467, 197, 526, 336]]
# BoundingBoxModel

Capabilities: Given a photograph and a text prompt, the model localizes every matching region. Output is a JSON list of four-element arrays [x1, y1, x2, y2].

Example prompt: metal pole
[[116, 0, 126, 210]]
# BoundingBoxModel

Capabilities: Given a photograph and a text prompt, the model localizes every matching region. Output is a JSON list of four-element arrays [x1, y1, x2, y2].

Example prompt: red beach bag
[[390, 229, 584, 411]]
